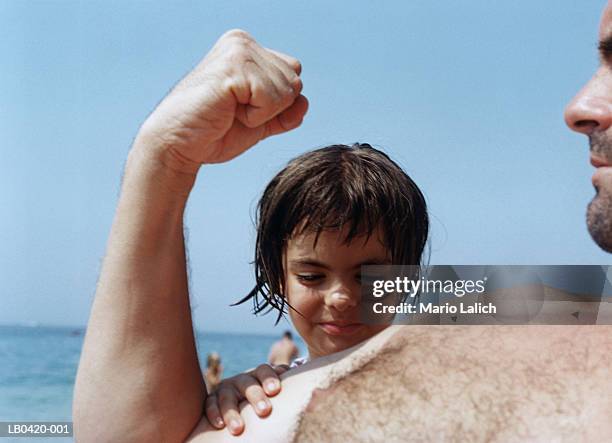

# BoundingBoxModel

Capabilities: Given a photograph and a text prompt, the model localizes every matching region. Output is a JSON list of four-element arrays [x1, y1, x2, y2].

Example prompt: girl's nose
[[326, 289, 358, 312]]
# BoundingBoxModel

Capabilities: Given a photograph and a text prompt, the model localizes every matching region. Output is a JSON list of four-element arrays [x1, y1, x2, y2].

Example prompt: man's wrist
[[134, 117, 204, 175], [126, 137, 200, 199]]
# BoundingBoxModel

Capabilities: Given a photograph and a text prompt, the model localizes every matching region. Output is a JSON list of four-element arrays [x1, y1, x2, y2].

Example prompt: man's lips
[[591, 155, 611, 168], [591, 155, 612, 187], [318, 322, 364, 336]]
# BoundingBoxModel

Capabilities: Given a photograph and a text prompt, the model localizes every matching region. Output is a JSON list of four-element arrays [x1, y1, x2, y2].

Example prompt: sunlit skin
[[564, 1, 612, 252], [73, 30, 309, 442], [283, 227, 391, 359]]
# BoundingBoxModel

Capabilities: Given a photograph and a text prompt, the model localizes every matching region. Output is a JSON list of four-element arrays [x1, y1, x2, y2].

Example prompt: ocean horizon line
[[0, 322, 290, 339]]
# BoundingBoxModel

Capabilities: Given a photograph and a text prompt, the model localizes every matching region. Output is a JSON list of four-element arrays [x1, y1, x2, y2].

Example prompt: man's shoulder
[[296, 326, 612, 442]]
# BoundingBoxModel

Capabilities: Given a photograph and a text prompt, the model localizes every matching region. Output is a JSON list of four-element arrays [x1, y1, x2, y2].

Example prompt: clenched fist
[[137, 29, 308, 172]]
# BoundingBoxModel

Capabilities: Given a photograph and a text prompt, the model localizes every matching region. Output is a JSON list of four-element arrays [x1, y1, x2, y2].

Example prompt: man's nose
[[325, 284, 359, 312], [564, 73, 612, 135]]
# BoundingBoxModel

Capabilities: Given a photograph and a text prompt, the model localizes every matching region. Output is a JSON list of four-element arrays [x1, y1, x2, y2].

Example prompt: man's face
[[564, 1, 612, 252]]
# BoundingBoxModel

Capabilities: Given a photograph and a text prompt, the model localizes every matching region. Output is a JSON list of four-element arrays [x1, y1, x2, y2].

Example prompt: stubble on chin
[[587, 133, 612, 253], [587, 190, 612, 252]]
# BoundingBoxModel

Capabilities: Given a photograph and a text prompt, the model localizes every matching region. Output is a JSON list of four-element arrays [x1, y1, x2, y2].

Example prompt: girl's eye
[[296, 274, 323, 283]]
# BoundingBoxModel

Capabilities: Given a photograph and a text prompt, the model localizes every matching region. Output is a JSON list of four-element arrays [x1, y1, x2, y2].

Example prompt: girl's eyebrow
[[289, 258, 391, 269], [289, 259, 330, 269]]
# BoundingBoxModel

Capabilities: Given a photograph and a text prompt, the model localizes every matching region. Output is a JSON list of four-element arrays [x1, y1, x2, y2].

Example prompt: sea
[[0, 325, 304, 442]]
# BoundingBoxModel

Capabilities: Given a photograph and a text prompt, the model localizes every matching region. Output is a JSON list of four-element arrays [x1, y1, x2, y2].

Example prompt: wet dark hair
[[234, 143, 429, 323]]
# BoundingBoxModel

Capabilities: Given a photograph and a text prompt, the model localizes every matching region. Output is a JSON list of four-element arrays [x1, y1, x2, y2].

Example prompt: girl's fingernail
[[267, 382, 277, 391], [257, 400, 268, 411], [229, 420, 241, 433], [215, 418, 224, 427]]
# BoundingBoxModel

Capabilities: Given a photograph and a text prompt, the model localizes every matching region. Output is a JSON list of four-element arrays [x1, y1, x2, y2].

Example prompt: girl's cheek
[[287, 286, 321, 316], [288, 291, 322, 323]]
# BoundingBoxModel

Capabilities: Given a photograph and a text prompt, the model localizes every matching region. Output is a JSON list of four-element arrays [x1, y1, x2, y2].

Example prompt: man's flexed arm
[[73, 30, 307, 443]]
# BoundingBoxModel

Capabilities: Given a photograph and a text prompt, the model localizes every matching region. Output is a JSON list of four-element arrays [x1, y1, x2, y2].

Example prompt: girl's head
[[238, 143, 428, 358]]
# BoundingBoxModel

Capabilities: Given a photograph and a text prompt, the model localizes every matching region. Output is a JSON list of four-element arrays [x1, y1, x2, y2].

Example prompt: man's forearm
[[74, 29, 307, 442], [74, 143, 205, 442]]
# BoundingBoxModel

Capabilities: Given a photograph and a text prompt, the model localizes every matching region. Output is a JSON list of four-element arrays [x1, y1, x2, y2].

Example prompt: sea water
[[0, 325, 304, 441]]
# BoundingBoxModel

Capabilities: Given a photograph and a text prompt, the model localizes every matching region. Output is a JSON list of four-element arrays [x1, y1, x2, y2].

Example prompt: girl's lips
[[318, 322, 365, 336]]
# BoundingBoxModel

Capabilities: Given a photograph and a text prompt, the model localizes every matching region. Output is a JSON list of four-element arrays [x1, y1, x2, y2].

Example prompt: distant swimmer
[[268, 331, 299, 366], [204, 352, 223, 393]]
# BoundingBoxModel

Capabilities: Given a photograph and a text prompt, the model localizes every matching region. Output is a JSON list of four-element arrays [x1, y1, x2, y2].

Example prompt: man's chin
[[587, 193, 612, 253]]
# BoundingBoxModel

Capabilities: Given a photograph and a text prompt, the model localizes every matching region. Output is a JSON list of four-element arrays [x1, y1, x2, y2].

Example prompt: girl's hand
[[205, 364, 289, 435]]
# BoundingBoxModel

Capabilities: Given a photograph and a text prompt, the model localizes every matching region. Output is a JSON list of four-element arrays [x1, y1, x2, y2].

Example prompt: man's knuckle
[[225, 45, 251, 66], [291, 77, 303, 94], [223, 29, 251, 41]]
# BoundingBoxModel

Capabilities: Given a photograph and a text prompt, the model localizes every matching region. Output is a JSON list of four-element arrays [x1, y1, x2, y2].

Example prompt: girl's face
[[284, 227, 391, 359]]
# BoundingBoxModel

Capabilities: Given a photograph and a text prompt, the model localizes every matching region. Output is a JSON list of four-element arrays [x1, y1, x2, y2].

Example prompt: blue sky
[[1, 0, 611, 334]]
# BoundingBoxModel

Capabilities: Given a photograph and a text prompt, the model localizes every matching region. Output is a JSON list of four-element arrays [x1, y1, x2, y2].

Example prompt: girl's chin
[[321, 330, 373, 353], [305, 325, 389, 358]]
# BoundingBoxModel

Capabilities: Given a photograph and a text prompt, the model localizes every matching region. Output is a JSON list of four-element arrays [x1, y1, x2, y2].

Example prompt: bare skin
[[565, 1, 612, 252], [268, 337, 299, 366], [296, 325, 612, 442], [185, 324, 612, 442], [186, 324, 398, 443], [73, 29, 307, 442]]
